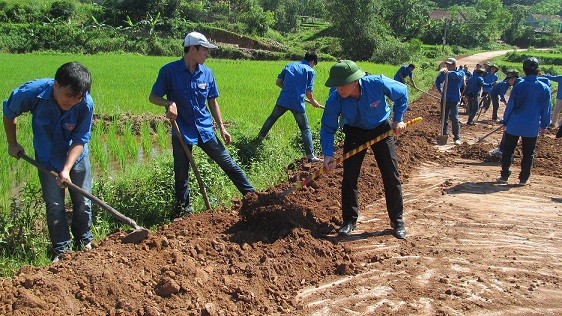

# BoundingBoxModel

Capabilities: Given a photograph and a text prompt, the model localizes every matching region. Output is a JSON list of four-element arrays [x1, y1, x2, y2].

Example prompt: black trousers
[[341, 122, 404, 224], [501, 132, 537, 182]]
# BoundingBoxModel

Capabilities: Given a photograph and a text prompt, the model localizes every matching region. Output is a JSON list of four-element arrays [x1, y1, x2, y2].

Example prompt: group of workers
[[2, 30, 559, 263]]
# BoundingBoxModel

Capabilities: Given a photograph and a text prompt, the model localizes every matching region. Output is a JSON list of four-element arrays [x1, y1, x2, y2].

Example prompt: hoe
[[19, 153, 149, 244]]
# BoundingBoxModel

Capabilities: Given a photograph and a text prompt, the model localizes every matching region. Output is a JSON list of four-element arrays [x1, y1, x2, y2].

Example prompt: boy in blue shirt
[[393, 64, 418, 89], [3, 62, 94, 262], [149, 32, 254, 216], [257, 51, 323, 162], [497, 58, 551, 185], [481, 64, 499, 112], [464, 68, 492, 125], [321, 60, 408, 239], [435, 57, 465, 145]]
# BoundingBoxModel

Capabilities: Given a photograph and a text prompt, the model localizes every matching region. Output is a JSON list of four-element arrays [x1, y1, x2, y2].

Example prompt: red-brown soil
[[1, 56, 561, 315]]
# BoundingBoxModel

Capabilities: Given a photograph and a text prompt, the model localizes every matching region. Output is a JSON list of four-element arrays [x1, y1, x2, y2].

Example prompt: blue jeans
[[258, 104, 315, 156], [443, 100, 460, 140], [172, 135, 254, 209], [38, 156, 93, 256], [501, 132, 537, 182], [466, 94, 479, 123]]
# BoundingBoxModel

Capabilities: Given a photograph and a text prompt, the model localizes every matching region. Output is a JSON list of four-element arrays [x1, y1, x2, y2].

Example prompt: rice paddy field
[[0, 53, 402, 213]]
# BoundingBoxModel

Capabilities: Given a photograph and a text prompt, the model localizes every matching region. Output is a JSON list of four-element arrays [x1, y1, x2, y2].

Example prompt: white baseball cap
[[184, 31, 218, 49], [445, 57, 457, 65]]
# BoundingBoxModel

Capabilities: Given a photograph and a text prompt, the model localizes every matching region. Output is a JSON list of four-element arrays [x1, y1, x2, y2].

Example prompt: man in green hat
[[320, 60, 409, 239]]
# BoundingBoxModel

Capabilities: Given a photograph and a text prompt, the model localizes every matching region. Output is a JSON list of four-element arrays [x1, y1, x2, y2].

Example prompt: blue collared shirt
[[320, 75, 408, 157], [275, 60, 316, 113], [543, 75, 562, 99], [151, 59, 219, 145], [482, 72, 498, 93], [465, 73, 492, 95], [3, 78, 93, 171], [503, 75, 551, 137], [393, 65, 412, 83], [435, 69, 465, 102]]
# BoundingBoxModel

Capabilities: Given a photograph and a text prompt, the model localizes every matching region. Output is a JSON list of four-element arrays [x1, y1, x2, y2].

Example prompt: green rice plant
[[140, 121, 153, 161], [90, 123, 109, 173], [106, 121, 126, 170], [122, 122, 139, 167], [155, 121, 170, 150]]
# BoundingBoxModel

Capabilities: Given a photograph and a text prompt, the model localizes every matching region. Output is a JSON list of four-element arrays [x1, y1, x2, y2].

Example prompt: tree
[[380, 0, 433, 41], [326, 0, 381, 60], [273, 0, 301, 33], [473, 0, 511, 42]]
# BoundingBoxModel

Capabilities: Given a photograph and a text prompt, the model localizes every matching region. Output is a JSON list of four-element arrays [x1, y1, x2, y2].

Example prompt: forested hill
[[0, 0, 560, 62]]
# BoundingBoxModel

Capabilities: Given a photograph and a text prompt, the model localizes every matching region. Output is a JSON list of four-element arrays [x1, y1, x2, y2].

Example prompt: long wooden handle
[[477, 125, 503, 143], [440, 74, 449, 134], [171, 120, 212, 211], [280, 117, 423, 197], [19, 153, 143, 230]]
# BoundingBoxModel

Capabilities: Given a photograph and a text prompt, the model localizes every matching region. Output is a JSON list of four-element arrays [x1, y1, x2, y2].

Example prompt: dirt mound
[[2, 82, 561, 315]]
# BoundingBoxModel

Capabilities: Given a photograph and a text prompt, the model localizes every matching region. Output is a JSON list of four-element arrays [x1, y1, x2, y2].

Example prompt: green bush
[[370, 36, 411, 65], [0, 182, 49, 274], [49, 0, 75, 21]]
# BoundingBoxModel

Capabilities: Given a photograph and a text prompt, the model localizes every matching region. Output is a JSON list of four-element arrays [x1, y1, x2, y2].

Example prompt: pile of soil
[[2, 61, 561, 315]]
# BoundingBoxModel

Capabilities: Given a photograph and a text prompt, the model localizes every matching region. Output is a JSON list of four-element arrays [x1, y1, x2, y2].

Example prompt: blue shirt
[[320, 75, 408, 157], [543, 75, 562, 99], [490, 80, 510, 102], [465, 73, 492, 95], [503, 75, 551, 137], [393, 65, 412, 83], [276, 60, 316, 113], [435, 69, 465, 102], [151, 59, 219, 145], [2, 79, 93, 171], [482, 72, 498, 93]]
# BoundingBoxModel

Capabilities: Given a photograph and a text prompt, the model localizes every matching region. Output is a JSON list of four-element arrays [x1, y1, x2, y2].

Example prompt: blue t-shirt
[[503, 75, 551, 137], [3, 78, 93, 171], [275, 60, 316, 113], [320, 74, 408, 157], [151, 59, 219, 145], [435, 69, 465, 102], [393, 65, 412, 83]]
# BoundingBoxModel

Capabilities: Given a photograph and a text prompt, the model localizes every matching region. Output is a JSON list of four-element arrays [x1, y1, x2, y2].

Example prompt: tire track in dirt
[[298, 162, 562, 315]]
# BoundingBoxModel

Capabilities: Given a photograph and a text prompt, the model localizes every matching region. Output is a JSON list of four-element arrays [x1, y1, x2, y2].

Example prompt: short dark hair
[[523, 57, 539, 76], [184, 44, 202, 54], [304, 51, 318, 65], [54, 62, 91, 96], [408, 63, 416, 69]]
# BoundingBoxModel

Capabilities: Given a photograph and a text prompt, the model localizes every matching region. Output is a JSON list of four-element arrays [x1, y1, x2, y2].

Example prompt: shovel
[[171, 120, 212, 211], [476, 125, 504, 143], [411, 86, 440, 100], [436, 73, 449, 145], [280, 117, 423, 198], [19, 153, 149, 244]]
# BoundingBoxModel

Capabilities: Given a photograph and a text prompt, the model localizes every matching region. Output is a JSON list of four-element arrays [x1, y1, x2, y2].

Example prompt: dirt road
[[1, 54, 560, 316]]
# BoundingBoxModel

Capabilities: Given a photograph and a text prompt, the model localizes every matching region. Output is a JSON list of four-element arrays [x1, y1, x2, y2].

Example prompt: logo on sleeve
[[198, 83, 207, 89], [370, 100, 380, 108], [65, 123, 76, 131]]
